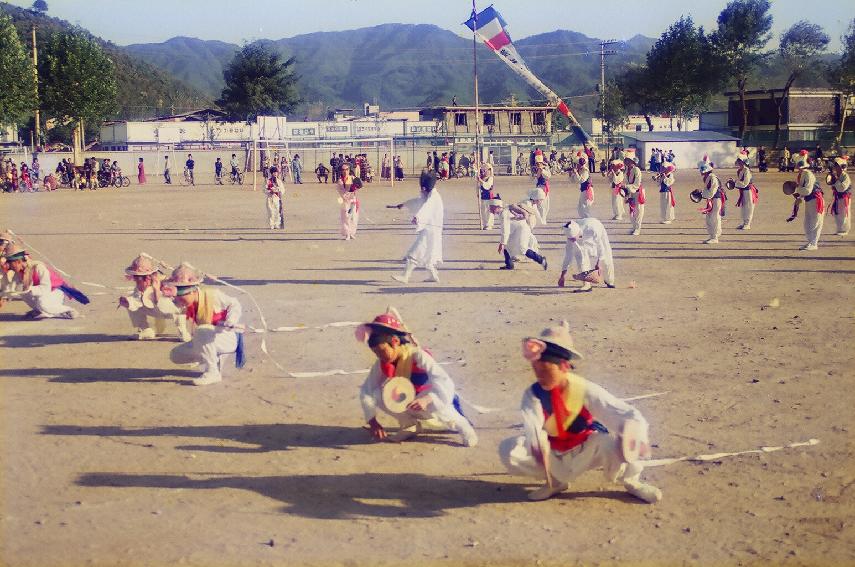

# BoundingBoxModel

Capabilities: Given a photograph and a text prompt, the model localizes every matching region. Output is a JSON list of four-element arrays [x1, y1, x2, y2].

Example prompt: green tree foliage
[[31, 0, 47, 13], [596, 80, 628, 134], [217, 42, 300, 120], [772, 21, 830, 147], [41, 29, 118, 126], [830, 18, 855, 146], [617, 64, 662, 131], [645, 17, 725, 121], [0, 12, 33, 126], [710, 0, 773, 139]]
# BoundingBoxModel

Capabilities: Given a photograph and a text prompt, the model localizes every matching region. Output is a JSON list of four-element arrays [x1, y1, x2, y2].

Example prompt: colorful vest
[[531, 373, 599, 452], [379, 343, 431, 394], [29, 261, 65, 290], [185, 286, 228, 326]]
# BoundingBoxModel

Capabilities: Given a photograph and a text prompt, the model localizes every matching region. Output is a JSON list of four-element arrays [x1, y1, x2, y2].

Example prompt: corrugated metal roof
[[622, 131, 739, 142]]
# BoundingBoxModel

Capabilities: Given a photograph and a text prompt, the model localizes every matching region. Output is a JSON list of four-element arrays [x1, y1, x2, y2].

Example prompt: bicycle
[[113, 175, 130, 188], [229, 170, 244, 185]]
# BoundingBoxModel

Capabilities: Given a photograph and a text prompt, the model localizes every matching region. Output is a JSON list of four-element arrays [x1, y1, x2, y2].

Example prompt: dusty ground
[[1, 169, 853, 567]]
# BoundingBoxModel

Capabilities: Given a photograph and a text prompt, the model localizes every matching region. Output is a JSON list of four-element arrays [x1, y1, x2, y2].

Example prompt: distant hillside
[[0, 2, 210, 121], [126, 24, 655, 122]]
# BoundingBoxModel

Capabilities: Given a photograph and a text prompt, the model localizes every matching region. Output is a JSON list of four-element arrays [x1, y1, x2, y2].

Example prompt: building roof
[[143, 108, 229, 122], [622, 131, 739, 142], [426, 105, 554, 111], [724, 88, 842, 97]]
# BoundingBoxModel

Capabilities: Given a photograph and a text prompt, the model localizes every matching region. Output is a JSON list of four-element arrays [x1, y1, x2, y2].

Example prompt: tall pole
[[31, 24, 40, 151], [598, 39, 618, 149], [472, 1, 484, 228]]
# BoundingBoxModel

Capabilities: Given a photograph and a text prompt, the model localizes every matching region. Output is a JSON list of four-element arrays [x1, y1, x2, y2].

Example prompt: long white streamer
[[644, 438, 820, 468], [288, 359, 465, 379]]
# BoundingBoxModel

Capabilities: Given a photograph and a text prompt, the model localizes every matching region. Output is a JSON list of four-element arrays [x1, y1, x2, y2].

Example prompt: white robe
[[402, 190, 444, 268], [500, 207, 539, 258], [561, 217, 615, 285]]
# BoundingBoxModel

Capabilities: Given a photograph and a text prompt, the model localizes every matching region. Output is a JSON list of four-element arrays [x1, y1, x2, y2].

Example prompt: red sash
[[832, 190, 851, 217], [546, 388, 595, 452], [31, 265, 65, 290], [736, 184, 759, 207], [612, 183, 623, 196]]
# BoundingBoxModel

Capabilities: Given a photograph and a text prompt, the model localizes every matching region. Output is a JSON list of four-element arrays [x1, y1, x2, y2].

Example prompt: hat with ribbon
[[355, 306, 410, 343], [3, 243, 27, 262], [796, 149, 811, 169], [124, 253, 160, 277], [735, 150, 750, 165], [698, 161, 713, 174], [164, 262, 204, 288], [623, 148, 639, 165], [522, 320, 584, 362]]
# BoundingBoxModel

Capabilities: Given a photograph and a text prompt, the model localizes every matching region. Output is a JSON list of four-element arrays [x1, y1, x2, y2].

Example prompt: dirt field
[[1, 169, 854, 567]]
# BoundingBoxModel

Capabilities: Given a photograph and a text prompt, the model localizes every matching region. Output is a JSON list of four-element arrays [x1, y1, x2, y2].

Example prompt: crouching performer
[[499, 321, 662, 503], [356, 307, 478, 447], [164, 263, 245, 386], [119, 253, 190, 341], [490, 197, 548, 270], [0, 243, 88, 319], [558, 218, 616, 292]]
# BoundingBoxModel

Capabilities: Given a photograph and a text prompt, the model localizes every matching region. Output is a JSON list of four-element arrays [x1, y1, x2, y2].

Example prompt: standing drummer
[[787, 150, 824, 250], [829, 156, 851, 236], [734, 150, 759, 230], [356, 307, 477, 446], [699, 162, 725, 244]]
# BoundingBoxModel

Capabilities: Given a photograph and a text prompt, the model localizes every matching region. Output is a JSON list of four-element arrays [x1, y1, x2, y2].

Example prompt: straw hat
[[623, 149, 639, 164], [610, 159, 625, 170], [0, 230, 14, 246], [735, 151, 750, 165], [833, 156, 848, 168], [522, 320, 584, 362], [487, 195, 503, 207], [164, 262, 203, 287], [563, 221, 582, 240], [355, 306, 410, 342], [3, 243, 27, 262], [528, 187, 546, 201], [124, 253, 160, 276]]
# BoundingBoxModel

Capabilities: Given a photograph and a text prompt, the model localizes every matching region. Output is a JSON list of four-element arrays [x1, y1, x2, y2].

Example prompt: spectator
[[315, 163, 329, 183], [137, 158, 146, 185], [291, 154, 303, 184]]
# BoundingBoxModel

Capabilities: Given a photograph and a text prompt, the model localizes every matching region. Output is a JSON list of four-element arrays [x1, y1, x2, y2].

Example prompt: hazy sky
[[7, 0, 853, 50]]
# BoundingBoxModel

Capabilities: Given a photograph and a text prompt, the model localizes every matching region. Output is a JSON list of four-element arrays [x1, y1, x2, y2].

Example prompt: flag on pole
[[464, 5, 582, 130]]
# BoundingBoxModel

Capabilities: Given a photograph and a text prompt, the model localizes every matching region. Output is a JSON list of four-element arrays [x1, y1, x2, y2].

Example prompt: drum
[[381, 376, 416, 415], [725, 178, 736, 190], [689, 189, 704, 203], [141, 286, 156, 308], [782, 181, 797, 195]]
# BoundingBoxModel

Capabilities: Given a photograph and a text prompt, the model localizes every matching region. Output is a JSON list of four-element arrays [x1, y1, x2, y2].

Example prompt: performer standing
[[266, 166, 285, 230], [658, 163, 676, 224], [165, 263, 245, 386], [499, 321, 662, 502], [532, 161, 551, 223], [390, 170, 444, 284], [787, 150, 824, 250], [569, 151, 594, 218], [558, 218, 616, 292], [337, 163, 362, 240], [623, 150, 646, 236], [734, 151, 759, 230], [489, 197, 548, 270], [356, 307, 477, 446], [0, 243, 88, 319], [119, 253, 190, 341], [479, 163, 497, 230], [607, 160, 625, 221], [829, 157, 851, 236], [699, 162, 725, 244]]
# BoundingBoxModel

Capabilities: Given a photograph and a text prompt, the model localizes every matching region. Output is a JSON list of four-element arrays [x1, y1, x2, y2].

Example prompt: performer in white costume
[[0, 243, 88, 319], [699, 162, 725, 244], [829, 156, 851, 236], [558, 218, 616, 292], [119, 253, 190, 341], [658, 163, 676, 224], [733, 151, 758, 230], [356, 307, 477, 446], [488, 197, 548, 270], [479, 163, 496, 230], [623, 150, 646, 236], [569, 151, 594, 218], [499, 321, 662, 502], [607, 159, 625, 220], [390, 170, 444, 284], [786, 150, 824, 250]]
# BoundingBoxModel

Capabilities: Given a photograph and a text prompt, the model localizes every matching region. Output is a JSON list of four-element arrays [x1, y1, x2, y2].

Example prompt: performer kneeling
[[164, 263, 245, 386], [499, 321, 662, 502], [390, 170, 443, 284], [489, 197, 547, 270], [558, 218, 616, 292], [0, 243, 88, 319], [356, 307, 477, 446], [119, 253, 190, 341]]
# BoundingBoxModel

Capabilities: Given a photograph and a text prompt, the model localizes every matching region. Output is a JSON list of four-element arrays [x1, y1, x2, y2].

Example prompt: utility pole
[[31, 24, 40, 151], [599, 39, 618, 147]]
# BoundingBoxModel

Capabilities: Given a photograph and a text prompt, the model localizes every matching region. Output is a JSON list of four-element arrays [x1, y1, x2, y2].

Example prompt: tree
[[645, 17, 726, 127], [596, 80, 628, 137], [710, 0, 773, 140], [0, 13, 34, 128], [771, 21, 830, 148], [217, 42, 300, 120], [41, 29, 117, 159], [31, 0, 48, 14], [830, 18, 855, 147], [618, 64, 663, 131]]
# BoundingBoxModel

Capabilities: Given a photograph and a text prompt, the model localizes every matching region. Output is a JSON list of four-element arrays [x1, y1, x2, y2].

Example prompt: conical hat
[[164, 262, 203, 287], [124, 253, 159, 276]]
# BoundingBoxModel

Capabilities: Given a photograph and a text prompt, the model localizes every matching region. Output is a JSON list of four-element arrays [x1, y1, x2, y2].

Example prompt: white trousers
[[577, 192, 593, 218], [739, 189, 755, 227], [480, 201, 496, 229], [705, 199, 722, 240], [659, 192, 675, 222], [126, 304, 187, 337], [803, 201, 823, 246], [537, 196, 550, 224], [611, 192, 625, 220], [267, 194, 283, 229], [833, 198, 851, 234], [170, 327, 238, 382], [393, 400, 473, 438], [630, 203, 645, 233], [23, 288, 72, 317], [499, 433, 646, 487]]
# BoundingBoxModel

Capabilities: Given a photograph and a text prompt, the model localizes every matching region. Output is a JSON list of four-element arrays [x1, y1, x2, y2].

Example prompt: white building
[[592, 115, 699, 136], [0, 123, 19, 145], [621, 131, 741, 171]]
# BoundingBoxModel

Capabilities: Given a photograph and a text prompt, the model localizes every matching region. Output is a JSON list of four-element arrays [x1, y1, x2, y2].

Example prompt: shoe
[[499, 265, 514, 270], [574, 282, 593, 293], [136, 328, 157, 340], [612, 215, 620, 220], [391, 423, 420, 442], [804, 244, 818, 251], [527, 480, 569, 501], [542, 257, 548, 271], [193, 373, 222, 386], [742, 225, 751, 230], [624, 481, 662, 504], [631, 230, 640, 236], [703, 238, 719, 244], [459, 423, 478, 447], [424, 267, 440, 283], [605, 283, 616, 289], [23, 309, 39, 319], [836, 231, 848, 236]]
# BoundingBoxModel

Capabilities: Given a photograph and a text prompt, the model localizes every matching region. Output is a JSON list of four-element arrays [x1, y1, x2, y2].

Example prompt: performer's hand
[[407, 397, 430, 412], [367, 418, 386, 441], [118, 296, 129, 308], [498, 244, 505, 254], [786, 216, 796, 223]]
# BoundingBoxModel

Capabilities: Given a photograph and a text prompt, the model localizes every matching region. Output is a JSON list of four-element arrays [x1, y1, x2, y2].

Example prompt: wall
[[630, 140, 739, 172]]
